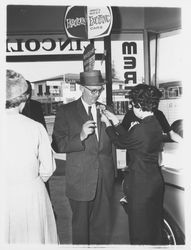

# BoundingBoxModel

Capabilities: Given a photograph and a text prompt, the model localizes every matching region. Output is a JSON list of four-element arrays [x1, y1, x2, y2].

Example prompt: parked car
[[160, 141, 185, 244]]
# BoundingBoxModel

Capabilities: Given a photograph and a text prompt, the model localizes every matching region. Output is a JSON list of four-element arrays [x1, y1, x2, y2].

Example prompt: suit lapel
[[76, 98, 89, 123]]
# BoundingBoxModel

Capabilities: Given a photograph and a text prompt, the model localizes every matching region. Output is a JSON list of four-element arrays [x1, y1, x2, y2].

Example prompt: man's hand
[[80, 120, 97, 141]]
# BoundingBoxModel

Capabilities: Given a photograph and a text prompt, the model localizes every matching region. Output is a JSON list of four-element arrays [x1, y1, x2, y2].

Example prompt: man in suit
[[52, 70, 116, 244]]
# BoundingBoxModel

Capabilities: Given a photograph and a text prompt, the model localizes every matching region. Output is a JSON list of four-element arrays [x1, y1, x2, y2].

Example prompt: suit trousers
[[69, 171, 113, 244]]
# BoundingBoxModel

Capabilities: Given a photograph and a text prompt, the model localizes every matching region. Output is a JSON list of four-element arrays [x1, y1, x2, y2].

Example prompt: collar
[[81, 97, 96, 113]]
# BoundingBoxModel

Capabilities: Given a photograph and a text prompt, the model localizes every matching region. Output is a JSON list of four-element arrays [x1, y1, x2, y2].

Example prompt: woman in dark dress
[[101, 84, 165, 245]]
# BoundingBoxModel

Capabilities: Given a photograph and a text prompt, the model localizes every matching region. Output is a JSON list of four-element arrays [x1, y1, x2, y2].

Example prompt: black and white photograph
[[0, 0, 190, 249]]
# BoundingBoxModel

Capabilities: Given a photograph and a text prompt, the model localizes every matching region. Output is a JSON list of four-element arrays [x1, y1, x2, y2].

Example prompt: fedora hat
[[80, 70, 105, 86], [6, 69, 28, 100]]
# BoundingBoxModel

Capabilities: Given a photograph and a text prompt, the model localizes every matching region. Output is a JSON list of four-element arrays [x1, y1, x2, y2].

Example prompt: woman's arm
[[101, 110, 142, 150], [38, 123, 56, 182]]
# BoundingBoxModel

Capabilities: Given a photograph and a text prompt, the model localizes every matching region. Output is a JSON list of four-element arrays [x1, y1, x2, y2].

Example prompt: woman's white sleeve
[[38, 124, 56, 182]]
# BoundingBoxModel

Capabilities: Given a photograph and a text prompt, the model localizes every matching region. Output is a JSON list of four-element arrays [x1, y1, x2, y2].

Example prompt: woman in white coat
[[4, 69, 59, 244]]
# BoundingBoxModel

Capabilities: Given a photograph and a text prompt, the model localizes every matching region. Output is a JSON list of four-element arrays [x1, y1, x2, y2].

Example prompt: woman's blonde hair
[[6, 69, 28, 109]]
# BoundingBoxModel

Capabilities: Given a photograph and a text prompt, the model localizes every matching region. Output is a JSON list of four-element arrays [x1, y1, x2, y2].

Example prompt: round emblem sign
[[64, 6, 87, 39], [64, 6, 113, 40]]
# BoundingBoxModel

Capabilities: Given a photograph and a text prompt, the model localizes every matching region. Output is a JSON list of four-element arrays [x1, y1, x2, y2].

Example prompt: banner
[[64, 6, 113, 40]]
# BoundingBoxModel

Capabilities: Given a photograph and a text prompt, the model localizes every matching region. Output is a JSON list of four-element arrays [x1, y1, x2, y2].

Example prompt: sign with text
[[6, 35, 104, 56], [64, 6, 113, 40], [87, 6, 113, 39], [111, 34, 144, 86], [83, 43, 95, 71]]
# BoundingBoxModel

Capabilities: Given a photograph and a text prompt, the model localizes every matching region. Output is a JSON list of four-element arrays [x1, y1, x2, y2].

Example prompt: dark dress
[[22, 99, 47, 129], [121, 109, 170, 133], [121, 109, 171, 166], [106, 115, 165, 244]]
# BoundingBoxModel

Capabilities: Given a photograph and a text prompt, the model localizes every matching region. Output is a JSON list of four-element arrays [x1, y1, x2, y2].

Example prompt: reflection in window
[[179, 86, 182, 96], [148, 32, 158, 85], [37, 85, 43, 96], [45, 86, 50, 95], [158, 81, 182, 100], [168, 87, 180, 98], [159, 88, 165, 99], [70, 83, 76, 91], [51, 86, 59, 96]]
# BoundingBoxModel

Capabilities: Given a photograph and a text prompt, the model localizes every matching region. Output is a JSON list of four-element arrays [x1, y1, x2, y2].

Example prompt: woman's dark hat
[[79, 70, 105, 86], [6, 69, 28, 100]]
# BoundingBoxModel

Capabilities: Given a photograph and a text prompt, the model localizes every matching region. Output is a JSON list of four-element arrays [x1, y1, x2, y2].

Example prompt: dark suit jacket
[[22, 99, 47, 129], [52, 98, 116, 201]]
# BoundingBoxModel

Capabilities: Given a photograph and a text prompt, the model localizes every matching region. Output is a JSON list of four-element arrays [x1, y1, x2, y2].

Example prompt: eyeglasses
[[84, 86, 104, 95]]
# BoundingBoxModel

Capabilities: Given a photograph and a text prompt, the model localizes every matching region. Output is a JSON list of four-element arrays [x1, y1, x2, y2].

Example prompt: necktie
[[88, 106, 94, 121], [88, 106, 97, 137]]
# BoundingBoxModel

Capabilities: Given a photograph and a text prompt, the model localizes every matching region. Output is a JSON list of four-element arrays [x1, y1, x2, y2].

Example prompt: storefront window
[[37, 85, 43, 96], [155, 30, 183, 124], [148, 32, 158, 85], [157, 30, 182, 85], [45, 86, 50, 95], [70, 83, 76, 92], [7, 39, 106, 115]]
